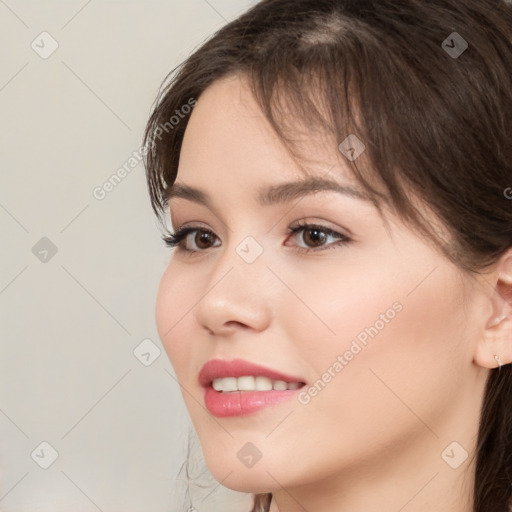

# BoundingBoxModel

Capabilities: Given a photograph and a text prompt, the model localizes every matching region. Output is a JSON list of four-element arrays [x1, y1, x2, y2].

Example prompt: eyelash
[[161, 221, 351, 256]]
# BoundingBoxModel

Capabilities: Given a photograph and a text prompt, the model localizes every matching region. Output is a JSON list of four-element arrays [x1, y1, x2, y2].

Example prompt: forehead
[[177, 74, 363, 196]]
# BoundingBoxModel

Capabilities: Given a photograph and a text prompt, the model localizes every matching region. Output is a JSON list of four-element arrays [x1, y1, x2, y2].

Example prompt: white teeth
[[212, 379, 223, 391], [220, 377, 238, 392], [272, 380, 288, 391], [237, 376, 255, 390], [255, 376, 273, 391], [211, 376, 303, 392]]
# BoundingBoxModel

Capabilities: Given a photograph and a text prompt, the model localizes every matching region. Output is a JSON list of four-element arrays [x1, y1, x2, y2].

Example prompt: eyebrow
[[166, 176, 371, 209]]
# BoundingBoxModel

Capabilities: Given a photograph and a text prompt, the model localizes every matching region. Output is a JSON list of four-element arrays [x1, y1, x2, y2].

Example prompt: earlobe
[[474, 248, 512, 370]]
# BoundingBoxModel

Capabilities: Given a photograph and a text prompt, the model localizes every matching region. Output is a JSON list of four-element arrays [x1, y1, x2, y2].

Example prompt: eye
[[161, 225, 220, 253], [286, 221, 351, 254], [161, 221, 352, 255]]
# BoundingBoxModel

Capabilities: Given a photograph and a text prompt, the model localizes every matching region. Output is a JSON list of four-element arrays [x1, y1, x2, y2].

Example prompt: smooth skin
[[155, 74, 512, 512]]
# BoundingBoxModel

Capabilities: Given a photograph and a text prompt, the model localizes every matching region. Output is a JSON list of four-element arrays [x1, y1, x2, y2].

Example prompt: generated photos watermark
[[92, 97, 197, 201], [297, 301, 403, 405]]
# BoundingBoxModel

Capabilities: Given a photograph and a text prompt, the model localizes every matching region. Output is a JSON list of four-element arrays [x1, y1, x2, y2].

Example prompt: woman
[[143, 1, 512, 511]]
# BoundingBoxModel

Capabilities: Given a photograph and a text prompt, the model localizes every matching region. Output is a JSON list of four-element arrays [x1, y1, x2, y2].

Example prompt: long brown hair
[[143, 1, 512, 510]]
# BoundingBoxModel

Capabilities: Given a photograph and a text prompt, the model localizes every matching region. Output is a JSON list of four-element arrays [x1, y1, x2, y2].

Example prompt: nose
[[194, 243, 273, 337]]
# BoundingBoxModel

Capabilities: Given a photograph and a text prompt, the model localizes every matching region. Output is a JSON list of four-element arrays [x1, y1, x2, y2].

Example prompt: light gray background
[[0, 1, 258, 511]]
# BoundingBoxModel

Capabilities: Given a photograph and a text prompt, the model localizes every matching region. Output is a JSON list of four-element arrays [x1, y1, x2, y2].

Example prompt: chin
[[203, 454, 285, 494], [214, 471, 277, 494]]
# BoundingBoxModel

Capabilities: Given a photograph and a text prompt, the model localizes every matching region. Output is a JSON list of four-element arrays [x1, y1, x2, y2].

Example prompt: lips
[[199, 358, 307, 417], [198, 358, 306, 388]]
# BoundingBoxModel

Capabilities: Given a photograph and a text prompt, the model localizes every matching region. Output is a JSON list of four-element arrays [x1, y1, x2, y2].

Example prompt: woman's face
[[155, 74, 487, 496]]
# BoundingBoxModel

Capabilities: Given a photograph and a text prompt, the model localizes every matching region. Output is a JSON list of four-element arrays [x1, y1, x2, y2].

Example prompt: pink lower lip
[[204, 385, 303, 417]]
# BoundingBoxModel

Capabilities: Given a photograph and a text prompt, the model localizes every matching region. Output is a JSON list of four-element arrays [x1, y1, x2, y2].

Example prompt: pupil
[[306, 228, 326, 246], [197, 231, 212, 248]]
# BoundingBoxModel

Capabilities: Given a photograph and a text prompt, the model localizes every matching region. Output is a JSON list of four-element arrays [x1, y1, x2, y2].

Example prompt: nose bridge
[[212, 230, 269, 280], [194, 233, 273, 334]]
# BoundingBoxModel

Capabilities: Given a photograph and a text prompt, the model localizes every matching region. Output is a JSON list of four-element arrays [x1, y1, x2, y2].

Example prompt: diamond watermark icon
[[441, 441, 468, 469], [31, 441, 59, 469], [236, 236, 263, 264], [441, 32, 468, 59], [133, 338, 161, 366], [237, 442, 263, 468], [31, 31, 59, 59], [32, 237, 58, 263], [338, 134, 366, 161]]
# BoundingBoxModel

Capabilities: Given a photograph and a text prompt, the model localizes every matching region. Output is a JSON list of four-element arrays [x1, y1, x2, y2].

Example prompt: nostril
[[224, 321, 248, 329], [204, 321, 249, 336]]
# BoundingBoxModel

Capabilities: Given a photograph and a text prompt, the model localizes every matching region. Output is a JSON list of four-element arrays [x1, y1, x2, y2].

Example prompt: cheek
[[155, 263, 198, 376], [270, 257, 411, 375], [279, 250, 462, 372], [295, 260, 465, 437], [278, 255, 464, 427]]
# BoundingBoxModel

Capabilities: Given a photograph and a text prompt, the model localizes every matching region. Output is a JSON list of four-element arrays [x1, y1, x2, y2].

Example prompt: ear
[[474, 248, 512, 370]]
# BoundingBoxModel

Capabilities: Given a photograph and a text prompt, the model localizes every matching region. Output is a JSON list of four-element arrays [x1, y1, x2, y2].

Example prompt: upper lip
[[198, 358, 306, 388]]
